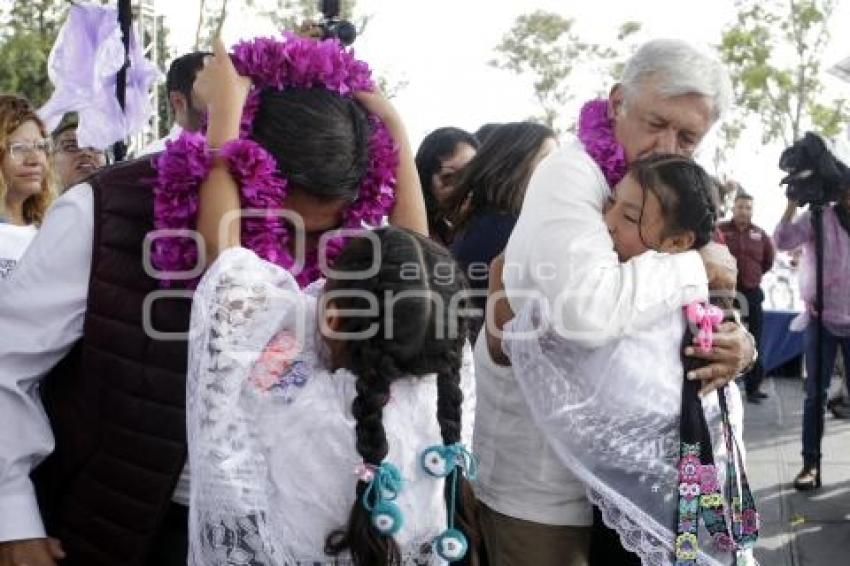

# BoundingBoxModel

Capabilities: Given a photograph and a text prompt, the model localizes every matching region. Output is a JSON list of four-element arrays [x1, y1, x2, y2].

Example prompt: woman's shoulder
[[0, 222, 37, 262]]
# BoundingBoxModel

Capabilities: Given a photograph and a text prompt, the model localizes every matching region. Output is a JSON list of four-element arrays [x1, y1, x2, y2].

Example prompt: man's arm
[[502, 143, 749, 387], [503, 143, 709, 347], [773, 199, 811, 251], [0, 184, 92, 544]]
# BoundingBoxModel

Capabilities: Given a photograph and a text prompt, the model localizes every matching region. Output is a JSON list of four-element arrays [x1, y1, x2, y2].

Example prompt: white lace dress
[[503, 299, 751, 566], [187, 247, 476, 565]]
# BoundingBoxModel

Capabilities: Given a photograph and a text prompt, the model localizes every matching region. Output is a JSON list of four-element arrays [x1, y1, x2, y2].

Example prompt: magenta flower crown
[[577, 98, 627, 188], [151, 33, 398, 288]]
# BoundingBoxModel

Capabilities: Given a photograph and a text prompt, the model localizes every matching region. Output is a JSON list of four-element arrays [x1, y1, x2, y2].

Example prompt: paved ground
[[743, 376, 850, 565]]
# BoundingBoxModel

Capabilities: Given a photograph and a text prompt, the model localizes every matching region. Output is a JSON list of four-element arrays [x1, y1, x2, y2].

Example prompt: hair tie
[[421, 443, 477, 562], [360, 461, 404, 536], [686, 302, 724, 353], [420, 443, 477, 480]]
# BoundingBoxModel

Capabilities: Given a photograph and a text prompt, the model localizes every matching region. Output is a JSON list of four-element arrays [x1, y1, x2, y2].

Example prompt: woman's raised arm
[[194, 37, 251, 265]]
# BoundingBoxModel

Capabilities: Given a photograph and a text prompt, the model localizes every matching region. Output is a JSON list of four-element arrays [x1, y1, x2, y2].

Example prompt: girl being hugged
[[501, 155, 758, 565], [187, 37, 477, 565]]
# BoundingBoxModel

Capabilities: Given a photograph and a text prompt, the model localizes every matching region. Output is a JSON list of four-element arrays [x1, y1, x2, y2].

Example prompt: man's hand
[[685, 321, 756, 396], [0, 537, 65, 566], [699, 242, 738, 292]]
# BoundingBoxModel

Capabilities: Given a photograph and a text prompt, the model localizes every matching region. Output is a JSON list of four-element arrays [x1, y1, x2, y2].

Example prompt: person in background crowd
[[719, 191, 775, 404], [50, 113, 107, 193], [0, 95, 54, 280], [414, 127, 478, 245], [138, 51, 211, 155], [774, 188, 850, 490], [446, 121, 557, 339]]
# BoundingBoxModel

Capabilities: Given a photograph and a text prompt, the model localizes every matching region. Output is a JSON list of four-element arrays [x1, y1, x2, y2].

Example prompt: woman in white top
[[0, 95, 54, 279], [186, 39, 478, 565]]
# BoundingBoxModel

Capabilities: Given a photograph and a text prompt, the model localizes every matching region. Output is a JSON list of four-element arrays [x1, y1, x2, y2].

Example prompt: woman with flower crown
[[184, 37, 480, 565]]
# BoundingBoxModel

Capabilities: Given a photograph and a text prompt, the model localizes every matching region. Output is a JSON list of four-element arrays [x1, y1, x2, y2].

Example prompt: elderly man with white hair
[[473, 39, 756, 566]]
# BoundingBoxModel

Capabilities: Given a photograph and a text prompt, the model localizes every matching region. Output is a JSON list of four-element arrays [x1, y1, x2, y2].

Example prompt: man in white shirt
[[473, 39, 755, 566]]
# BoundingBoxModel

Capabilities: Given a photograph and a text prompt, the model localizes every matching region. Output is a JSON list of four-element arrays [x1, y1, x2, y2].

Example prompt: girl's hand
[[354, 89, 402, 128], [194, 37, 251, 146]]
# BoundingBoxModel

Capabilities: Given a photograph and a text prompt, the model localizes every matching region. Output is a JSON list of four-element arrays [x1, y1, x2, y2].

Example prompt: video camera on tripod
[[779, 132, 850, 207]]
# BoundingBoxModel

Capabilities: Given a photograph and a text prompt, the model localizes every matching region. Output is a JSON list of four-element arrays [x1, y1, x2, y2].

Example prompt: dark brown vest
[[34, 156, 192, 565]]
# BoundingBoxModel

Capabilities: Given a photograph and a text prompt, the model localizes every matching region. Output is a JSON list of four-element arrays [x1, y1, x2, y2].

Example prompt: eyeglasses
[[6, 139, 52, 162], [56, 139, 106, 157]]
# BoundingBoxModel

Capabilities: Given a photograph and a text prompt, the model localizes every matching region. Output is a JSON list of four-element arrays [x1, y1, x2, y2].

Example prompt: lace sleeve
[[187, 247, 311, 566]]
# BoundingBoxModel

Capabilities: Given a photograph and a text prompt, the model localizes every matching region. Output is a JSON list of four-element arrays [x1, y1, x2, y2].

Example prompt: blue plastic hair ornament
[[360, 461, 405, 536], [420, 443, 478, 562]]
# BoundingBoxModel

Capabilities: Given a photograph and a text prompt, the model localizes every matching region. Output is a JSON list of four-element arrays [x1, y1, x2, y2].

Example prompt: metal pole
[[112, 0, 132, 161], [812, 205, 826, 478]]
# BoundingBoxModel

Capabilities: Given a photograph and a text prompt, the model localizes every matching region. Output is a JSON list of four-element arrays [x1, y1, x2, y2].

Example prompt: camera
[[318, 0, 357, 46], [779, 131, 850, 207]]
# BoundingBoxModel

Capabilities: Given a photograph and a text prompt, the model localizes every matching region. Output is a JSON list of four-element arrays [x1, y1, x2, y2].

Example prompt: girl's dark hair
[[251, 88, 370, 201], [630, 154, 720, 249], [414, 127, 479, 241], [324, 227, 479, 565], [474, 123, 502, 145], [444, 121, 555, 235]]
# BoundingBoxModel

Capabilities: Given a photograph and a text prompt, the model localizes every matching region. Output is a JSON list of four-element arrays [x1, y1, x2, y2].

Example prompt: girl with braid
[[186, 40, 477, 565], [496, 155, 757, 565]]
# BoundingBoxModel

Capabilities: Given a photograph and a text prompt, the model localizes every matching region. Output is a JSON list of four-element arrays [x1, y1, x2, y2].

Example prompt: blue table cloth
[[761, 310, 805, 374]]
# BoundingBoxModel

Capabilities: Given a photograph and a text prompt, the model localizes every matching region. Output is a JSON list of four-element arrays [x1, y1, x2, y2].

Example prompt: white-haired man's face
[[608, 80, 714, 163]]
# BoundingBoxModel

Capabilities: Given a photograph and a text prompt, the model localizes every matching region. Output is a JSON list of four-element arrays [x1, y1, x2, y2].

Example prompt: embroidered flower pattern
[[678, 455, 700, 483], [248, 331, 309, 402], [679, 483, 700, 501]]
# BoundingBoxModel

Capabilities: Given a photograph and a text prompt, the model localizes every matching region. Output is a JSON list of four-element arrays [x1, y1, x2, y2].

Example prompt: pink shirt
[[773, 206, 850, 336]]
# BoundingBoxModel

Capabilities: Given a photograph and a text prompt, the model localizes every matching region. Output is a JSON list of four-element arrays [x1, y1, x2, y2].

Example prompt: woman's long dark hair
[[324, 227, 480, 565], [251, 87, 370, 201], [415, 127, 479, 242], [443, 121, 554, 236]]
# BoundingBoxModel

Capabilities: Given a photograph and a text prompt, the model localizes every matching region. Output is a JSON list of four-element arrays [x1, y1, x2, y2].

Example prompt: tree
[[718, 0, 849, 149], [490, 11, 642, 130], [0, 0, 70, 106]]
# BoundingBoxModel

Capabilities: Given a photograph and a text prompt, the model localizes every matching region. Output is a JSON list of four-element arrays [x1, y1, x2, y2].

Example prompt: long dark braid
[[436, 349, 481, 565], [324, 227, 474, 565]]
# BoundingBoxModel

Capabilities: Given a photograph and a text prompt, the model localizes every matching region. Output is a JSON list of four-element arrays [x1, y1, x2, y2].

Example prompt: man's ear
[[168, 91, 185, 114], [608, 84, 625, 120]]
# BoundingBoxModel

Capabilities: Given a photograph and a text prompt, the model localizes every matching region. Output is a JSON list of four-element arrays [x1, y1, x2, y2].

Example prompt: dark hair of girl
[[414, 127, 480, 242], [251, 87, 370, 201], [324, 227, 480, 565], [630, 154, 720, 249], [443, 121, 554, 236]]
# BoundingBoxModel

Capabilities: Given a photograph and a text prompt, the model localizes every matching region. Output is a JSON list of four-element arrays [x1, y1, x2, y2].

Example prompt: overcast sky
[[155, 0, 850, 229]]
